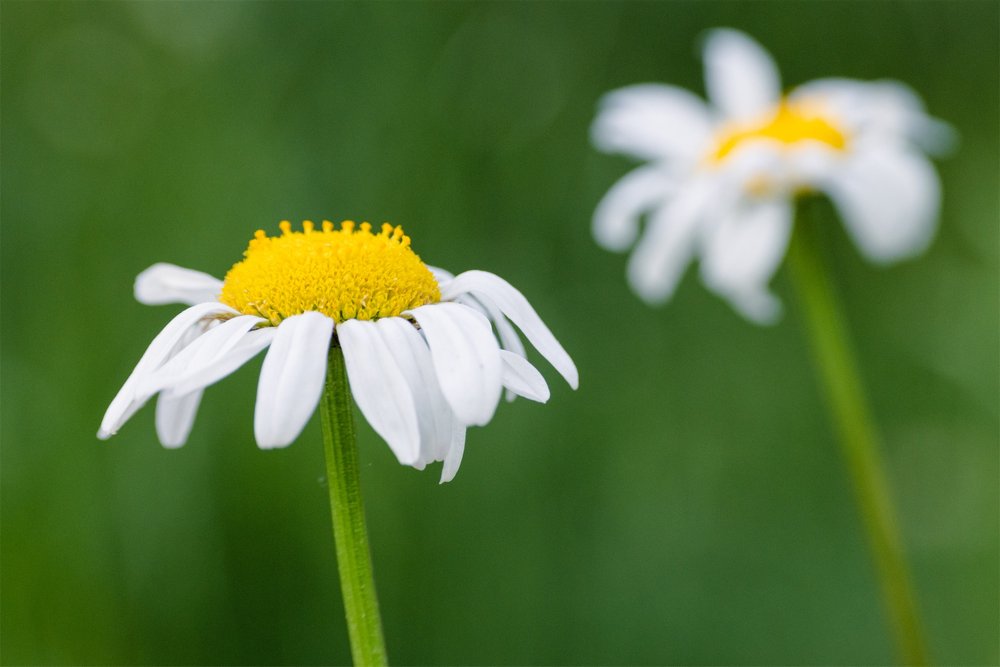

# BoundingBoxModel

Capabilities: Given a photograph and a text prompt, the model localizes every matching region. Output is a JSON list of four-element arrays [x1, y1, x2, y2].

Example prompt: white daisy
[[591, 28, 953, 324], [98, 220, 578, 483]]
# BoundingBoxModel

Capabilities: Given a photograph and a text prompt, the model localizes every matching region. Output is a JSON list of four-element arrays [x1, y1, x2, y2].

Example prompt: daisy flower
[[591, 28, 953, 323], [98, 220, 578, 483]]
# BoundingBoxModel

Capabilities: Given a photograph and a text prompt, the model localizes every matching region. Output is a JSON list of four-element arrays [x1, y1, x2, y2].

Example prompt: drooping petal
[[134, 263, 224, 306], [625, 176, 716, 306], [374, 317, 456, 466], [450, 294, 524, 403], [167, 328, 276, 397], [821, 142, 941, 263], [440, 422, 467, 484], [593, 165, 676, 252], [338, 319, 422, 465], [500, 351, 550, 403], [138, 315, 265, 396], [405, 302, 503, 427], [439, 272, 577, 390], [98, 302, 237, 439], [703, 28, 782, 121], [155, 390, 204, 448], [699, 196, 793, 325], [253, 312, 333, 449], [452, 294, 524, 355], [591, 83, 714, 162]]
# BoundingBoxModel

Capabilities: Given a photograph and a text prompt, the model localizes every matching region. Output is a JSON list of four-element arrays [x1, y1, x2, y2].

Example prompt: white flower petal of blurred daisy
[[592, 165, 678, 252], [699, 196, 793, 324], [702, 27, 782, 121], [591, 84, 714, 163], [789, 78, 958, 155], [99, 220, 576, 482], [591, 27, 952, 324], [820, 140, 942, 263]]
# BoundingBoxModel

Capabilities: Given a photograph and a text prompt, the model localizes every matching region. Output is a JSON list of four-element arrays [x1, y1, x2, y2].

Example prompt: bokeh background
[[2, 2, 997, 665]]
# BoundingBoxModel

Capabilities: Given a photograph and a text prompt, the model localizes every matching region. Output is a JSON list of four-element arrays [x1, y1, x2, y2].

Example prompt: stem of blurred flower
[[321, 344, 388, 667], [787, 202, 927, 666]]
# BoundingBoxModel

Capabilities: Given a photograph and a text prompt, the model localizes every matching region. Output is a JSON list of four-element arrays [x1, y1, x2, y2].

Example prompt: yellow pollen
[[710, 99, 847, 163], [220, 220, 441, 325]]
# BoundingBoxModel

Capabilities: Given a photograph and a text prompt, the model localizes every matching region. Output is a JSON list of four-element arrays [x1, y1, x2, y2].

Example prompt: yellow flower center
[[220, 220, 441, 325], [710, 99, 847, 163]]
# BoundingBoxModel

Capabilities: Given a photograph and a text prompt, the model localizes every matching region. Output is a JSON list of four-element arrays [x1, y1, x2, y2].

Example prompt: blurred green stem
[[787, 205, 927, 666], [321, 345, 388, 667]]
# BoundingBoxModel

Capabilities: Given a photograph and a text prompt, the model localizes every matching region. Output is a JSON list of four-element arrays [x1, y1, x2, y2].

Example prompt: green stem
[[321, 345, 388, 666], [786, 206, 927, 665]]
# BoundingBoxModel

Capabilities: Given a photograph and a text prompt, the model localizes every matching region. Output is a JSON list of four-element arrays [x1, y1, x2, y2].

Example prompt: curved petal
[[500, 351, 550, 403], [138, 315, 265, 396], [253, 312, 333, 449], [155, 390, 204, 448], [593, 165, 676, 251], [404, 302, 502, 427], [168, 328, 276, 397], [440, 422, 467, 484], [338, 319, 422, 465], [702, 28, 781, 121], [98, 302, 236, 439], [374, 317, 454, 466], [821, 143, 941, 263], [699, 196, 793, 325], [591, 83, 714, 161], [134, 263, 223, 306], [459, 295, 525, 358], [625, 176, 716, 305], [454, 293, 526, 402], [438, 272, 578, 390]]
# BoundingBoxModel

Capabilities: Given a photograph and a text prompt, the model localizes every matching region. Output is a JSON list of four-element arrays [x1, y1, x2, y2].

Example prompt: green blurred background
[[2, 1, 997, 665]]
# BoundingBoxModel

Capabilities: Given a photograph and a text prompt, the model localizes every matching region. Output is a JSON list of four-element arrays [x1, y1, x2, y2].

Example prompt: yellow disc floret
[[710, 99, 847, 163], [220, 220, 441, 325]]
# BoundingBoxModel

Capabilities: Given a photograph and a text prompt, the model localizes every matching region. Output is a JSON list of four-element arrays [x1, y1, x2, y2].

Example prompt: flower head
[[591, 28, 953, 323], [99, 221, 578, 483]]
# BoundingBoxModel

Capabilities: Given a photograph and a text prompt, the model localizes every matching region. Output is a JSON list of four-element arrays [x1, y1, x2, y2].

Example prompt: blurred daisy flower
[[98, 220, 577, 482], [591, 28, 953, 323]]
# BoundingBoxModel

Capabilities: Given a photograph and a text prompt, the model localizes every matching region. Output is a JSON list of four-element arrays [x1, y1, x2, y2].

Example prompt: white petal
[[98, 302, 237, 439], [439, 272, 577, 390], [790, 78, 957, 154], [702, 28, 781, 121], [375, 317, 453, 466], [591, 83, 714, 161], [168, 328, 276, 397], [155, 390, 204, 448], [454, 294, 526, 357], [625, 176, 716, 305], [699, 196, 793, 325], [439, 422, 467, 484], [138, 315, 265, 396], [454, 294, 526, 403], [500, 351, 550, 403], [134, 263, 223, 306], [253, 312, 333, 449], [405, 302, 503, 427], [821, 143, 941, 263], [337, 319, 422, 465], [593, 166, 676, 251]]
